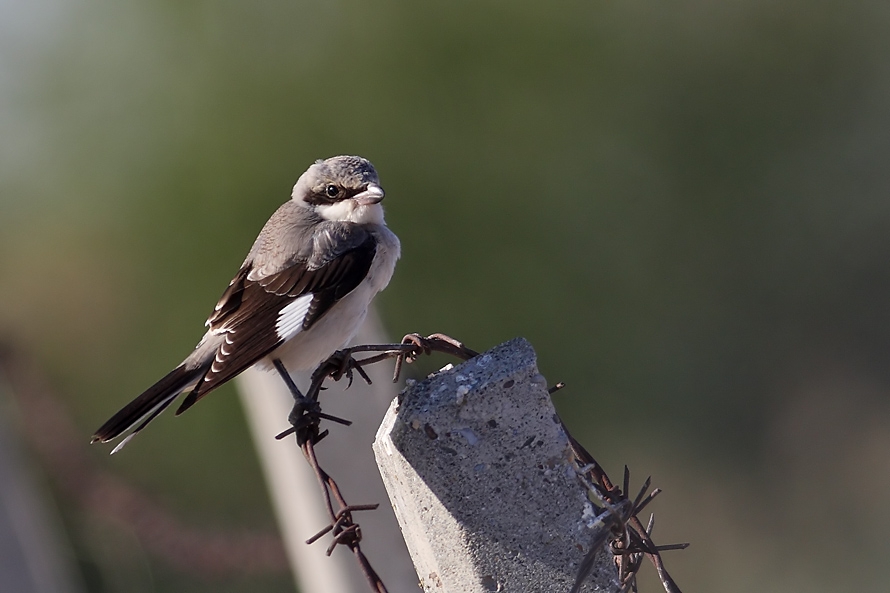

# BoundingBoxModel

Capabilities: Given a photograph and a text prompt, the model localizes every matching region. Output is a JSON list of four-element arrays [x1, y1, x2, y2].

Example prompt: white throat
[[314, 200, 385, 225]]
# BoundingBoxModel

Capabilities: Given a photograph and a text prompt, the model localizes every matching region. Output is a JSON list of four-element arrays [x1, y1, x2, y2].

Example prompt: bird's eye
[[325, 185, 340, 198]]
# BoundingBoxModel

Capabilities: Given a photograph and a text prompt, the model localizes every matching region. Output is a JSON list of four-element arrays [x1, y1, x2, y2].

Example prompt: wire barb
[[548, 381, 567, 394]]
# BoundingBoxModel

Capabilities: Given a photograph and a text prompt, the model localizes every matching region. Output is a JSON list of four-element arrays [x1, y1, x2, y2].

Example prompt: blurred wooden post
[[373, 338, 619, 593], [235, 311, 418, 593]]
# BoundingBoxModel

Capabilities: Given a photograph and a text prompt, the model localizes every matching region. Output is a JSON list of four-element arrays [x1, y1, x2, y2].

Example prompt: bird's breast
[[257, 223, 400, 373]]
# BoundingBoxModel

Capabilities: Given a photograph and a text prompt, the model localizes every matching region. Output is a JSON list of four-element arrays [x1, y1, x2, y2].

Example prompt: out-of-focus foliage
[[3, 0, 890, 591]]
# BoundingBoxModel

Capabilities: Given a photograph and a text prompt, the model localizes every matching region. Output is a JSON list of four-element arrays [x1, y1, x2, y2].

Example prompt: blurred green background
[[3, 0, 890, 591]]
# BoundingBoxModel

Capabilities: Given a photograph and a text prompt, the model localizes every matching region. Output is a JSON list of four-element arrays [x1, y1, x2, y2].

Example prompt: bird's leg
[[272, 358, 306, 401], [272, 358, 317, 425]]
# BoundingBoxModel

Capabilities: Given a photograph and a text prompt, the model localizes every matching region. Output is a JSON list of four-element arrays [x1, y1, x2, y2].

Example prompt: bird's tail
[[92, 364, 207, 453]]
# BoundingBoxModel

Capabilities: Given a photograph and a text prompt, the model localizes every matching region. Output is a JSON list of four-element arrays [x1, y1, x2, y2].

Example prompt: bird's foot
[[311, 348, 373, 391]]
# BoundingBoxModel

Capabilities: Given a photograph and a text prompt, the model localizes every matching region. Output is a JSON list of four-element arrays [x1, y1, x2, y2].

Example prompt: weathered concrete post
[[373, 338, 618, 593]]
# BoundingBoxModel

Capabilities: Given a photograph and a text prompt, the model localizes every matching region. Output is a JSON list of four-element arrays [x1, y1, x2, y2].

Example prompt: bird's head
[[292, 155, 386, 225]]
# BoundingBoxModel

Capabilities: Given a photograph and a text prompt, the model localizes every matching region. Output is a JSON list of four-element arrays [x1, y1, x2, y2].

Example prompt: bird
[[92, 155, 400, 453]]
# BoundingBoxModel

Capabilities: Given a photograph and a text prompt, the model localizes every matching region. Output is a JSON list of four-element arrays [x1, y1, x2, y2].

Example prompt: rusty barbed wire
[[566, 430, 688, 593], [272, 333, 480, 593]]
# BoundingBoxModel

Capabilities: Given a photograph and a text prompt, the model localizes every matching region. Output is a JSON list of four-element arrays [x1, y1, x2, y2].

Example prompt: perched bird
[[92, 155, 400, 453]]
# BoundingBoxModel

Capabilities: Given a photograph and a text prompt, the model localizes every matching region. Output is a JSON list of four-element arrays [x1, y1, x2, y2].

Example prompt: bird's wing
[[178, 222, 377, 411]]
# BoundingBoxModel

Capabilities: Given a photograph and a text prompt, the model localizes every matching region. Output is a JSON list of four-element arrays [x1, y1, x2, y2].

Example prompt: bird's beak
[[353, 183, 385, 206]]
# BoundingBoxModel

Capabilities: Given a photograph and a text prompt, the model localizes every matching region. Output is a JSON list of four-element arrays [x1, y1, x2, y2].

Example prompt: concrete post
[[373, 338, 619, 593]]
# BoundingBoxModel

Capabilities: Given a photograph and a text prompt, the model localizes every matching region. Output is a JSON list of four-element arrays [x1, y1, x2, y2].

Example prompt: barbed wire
[[567, 431, 688, 593], [270, 333, 480, 593]]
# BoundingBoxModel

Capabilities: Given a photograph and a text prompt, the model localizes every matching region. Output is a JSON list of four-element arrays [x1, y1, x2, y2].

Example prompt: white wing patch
[[276, 293, 314, 341]]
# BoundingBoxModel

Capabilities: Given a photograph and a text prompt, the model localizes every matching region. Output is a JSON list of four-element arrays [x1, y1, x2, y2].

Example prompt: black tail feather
[[92, 364, 201, 444], [175, 388, 201, 416]]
